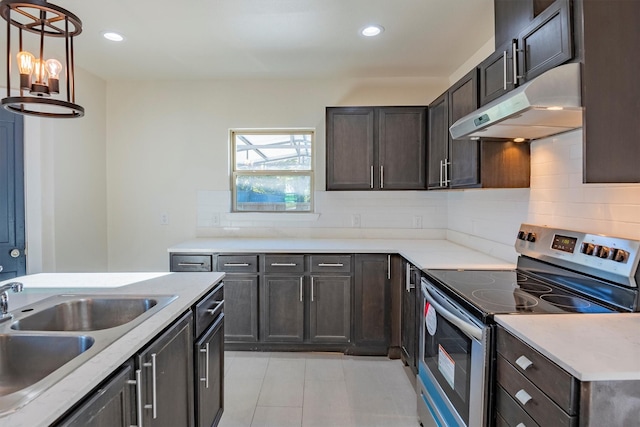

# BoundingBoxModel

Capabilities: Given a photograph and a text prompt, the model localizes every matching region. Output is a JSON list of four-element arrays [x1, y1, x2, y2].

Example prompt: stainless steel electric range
[[416, 224, 640, 427]]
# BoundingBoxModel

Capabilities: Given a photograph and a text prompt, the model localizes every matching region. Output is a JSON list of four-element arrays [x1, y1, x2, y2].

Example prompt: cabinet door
[[326, 107, 375, 190], [479, 40, 516, 106], [427, 92, 449, 189], [518, 0, 572, 82], [377, 107, 427, 190], [195, 314, 224, 427], [56, 362, 135, 427], [494, 0, 533, 49], [138, 312, 194, 427], [223, 275, 259, 342], [400, 263, 418, 374], [449, 69, 481, 188], [353, 254, 390, 352], [261, 275, 305, 342], [309, 275, 351, 343]]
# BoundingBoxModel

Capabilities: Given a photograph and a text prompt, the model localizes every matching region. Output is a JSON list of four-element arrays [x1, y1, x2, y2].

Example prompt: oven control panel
[[515, 224, 640, 287]]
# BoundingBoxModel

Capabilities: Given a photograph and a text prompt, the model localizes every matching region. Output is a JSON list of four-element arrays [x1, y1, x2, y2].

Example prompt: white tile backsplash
[[195, 129, 640, 260]]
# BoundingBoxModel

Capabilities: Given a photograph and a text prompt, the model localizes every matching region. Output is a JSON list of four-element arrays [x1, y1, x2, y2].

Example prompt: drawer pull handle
[[317, 263, 344, 267], [270, 263, 297, 267], [223, 263, 250, 267], [515, 355, 533, 371], [515, 389, 533, 406], [516, 423, 527, 427], [206, 300, 224, 314], [178, 262, 204, 266]]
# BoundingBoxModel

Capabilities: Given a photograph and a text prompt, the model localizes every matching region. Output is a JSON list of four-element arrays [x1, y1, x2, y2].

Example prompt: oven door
[[417, 277, 490, 427]]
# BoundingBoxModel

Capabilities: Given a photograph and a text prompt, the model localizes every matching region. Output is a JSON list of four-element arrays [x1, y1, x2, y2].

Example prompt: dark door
[[479, 40, 516, 106], [195, 314, 224, 427], [309, 275, 351, 343], [377, 107, 427, 190], [326, 107, 375, 190], [427, 92, 449, 189], [0, 109, 25, 280], [261, 275, 305, 342], [353, 254, 390, 352], [449, 69, 481, 188], [223, 275, 259, 342]]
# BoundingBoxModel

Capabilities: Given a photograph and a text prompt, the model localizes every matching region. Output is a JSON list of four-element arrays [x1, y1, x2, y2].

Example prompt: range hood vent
[[449, 63, 582, 141]]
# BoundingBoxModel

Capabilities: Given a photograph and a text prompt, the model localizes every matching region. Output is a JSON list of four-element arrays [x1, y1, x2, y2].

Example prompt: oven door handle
[[424, 287, 483, 341]]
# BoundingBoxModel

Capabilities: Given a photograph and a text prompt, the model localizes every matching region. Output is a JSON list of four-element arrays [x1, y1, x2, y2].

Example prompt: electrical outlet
[[211, 213, 220, 227], [351, 214, 361, 228], [160, 212, 170, 225], [413, 215, 422, 229]]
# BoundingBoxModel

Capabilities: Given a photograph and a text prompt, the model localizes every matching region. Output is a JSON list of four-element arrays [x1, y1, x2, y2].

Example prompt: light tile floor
[[219, 351, 421, 427]]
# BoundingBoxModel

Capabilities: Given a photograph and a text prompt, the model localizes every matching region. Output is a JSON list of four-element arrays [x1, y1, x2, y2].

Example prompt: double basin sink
[[0, 293, 177, 415]]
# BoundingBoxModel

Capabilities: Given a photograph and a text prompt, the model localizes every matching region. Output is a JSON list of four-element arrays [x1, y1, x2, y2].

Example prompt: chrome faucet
[[0, 282, 24, 321]]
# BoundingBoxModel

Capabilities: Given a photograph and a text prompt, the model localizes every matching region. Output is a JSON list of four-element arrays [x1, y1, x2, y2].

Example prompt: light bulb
[[45, 59, 62, 79], [45, 59, 63, 94], [33, 59, 46, 83], [16, 51, 35, 89]]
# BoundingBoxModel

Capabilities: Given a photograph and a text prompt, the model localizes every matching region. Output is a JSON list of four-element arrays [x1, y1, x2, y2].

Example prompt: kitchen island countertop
[[495, 313, 640, 381], [0, 271, 225, 427], [168, 237, 516, 271]]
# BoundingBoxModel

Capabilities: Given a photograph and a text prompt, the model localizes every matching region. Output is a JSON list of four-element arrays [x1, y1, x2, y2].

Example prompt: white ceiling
[[59, 0, 494, 81]]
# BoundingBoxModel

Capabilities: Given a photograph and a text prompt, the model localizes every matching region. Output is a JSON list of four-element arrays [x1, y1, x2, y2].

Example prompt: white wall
[[105, 77, 450, 271], [23, 67, 108, 272]]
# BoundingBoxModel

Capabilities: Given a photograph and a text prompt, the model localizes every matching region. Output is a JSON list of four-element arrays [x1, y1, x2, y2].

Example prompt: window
[[231, 129, 313, 212]]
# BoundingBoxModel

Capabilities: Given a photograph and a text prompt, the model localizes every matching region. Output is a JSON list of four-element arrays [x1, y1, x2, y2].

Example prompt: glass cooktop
[[424, 269, 617, 317]]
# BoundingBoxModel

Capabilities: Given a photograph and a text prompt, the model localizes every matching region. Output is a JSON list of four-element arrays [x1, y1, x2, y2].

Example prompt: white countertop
[[495, 314, 640, 382], [168, 238, 516, 270], [0, 272, 225, 427]]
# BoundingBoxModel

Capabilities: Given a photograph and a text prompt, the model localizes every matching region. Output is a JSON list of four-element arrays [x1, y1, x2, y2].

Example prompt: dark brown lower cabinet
[[223, 275, 259, 342], [309, 275, 351, 343], [195, 314, 224, 427], [261, 275, 305, 342], [138, 312, 195, 427], [353, 254, 390, 353], [55, 362, 136, 427]]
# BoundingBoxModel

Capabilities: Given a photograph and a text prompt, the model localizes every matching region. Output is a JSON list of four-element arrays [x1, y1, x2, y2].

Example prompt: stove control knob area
[[517, 231, 527, 240], [580, 243, 595, 255], [596, 246, 611, 259], [526, 232, 537, 242], [613, 249, 629, 263]]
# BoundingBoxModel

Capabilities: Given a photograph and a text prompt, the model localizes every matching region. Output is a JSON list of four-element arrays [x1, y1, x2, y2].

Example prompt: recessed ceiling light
[[103, 32, 124, 42], [513, 137, 526, 143], [361, 25, 384, 37]]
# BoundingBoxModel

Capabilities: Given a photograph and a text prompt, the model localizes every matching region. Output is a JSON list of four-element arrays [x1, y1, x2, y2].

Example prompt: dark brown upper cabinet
[[326, 106, 427, 191], [428, 68, 530, 190], [578, 0, 640, 183], [480, 0, 572, 106]]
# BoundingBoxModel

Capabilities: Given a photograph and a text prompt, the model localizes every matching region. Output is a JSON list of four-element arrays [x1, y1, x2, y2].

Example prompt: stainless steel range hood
[[449, 63, 582, 141]]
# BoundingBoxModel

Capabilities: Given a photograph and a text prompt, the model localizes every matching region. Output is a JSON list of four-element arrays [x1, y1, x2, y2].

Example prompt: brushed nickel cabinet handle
[[380, 165, 384, 189], [270, 263, 297, 267], [515, 389, 533, 406], [503, 50, 508, 90], [300, 276, 303, 302], [317, 263, 344, 267], [515, 355, 533, 371], [224, 263, 250, 267], [370, 165, 374, 189]]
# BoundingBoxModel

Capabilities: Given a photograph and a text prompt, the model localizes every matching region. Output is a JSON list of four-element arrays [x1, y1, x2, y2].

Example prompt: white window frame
[[230, 128, 315, 213]]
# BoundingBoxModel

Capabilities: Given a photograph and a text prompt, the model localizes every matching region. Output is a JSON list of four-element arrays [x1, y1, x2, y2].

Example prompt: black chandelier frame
[[0, 0, 84, 118]]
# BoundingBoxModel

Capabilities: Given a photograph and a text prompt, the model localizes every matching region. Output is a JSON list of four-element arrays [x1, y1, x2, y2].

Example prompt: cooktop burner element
[[540, 294, 592, 311], [471, 289, 539, 310]]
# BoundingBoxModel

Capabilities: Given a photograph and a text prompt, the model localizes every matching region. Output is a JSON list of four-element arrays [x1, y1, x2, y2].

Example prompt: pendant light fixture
[[0, 0, 84, 118]]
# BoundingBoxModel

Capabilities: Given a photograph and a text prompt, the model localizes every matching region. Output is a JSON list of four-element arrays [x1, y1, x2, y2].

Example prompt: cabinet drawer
[[310, 255, 352, 273], [496, 327, 579, 414], [496, 355, 577, 427], [194, 282, 224, 338], [217, 255, 258, 273], [171, 254, 213, 272], [495, 385, 540, 427], [264, 255, 305, 273]]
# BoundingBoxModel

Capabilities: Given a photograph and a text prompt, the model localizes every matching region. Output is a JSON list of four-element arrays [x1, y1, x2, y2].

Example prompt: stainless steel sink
[[0, 293, 177, 415], [11, 296, 161, 331], [0, 334, 94, 397]]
